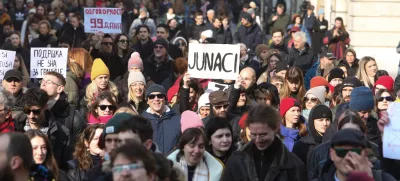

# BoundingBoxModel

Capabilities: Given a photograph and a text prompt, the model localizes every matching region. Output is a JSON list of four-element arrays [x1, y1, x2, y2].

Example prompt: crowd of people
[[0, 0, 400, 181]]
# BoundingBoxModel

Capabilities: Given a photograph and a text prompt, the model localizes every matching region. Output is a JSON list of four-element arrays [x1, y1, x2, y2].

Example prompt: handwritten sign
[[0, 49, 16, 82], [207, 82, 229, 92], [84, 8, 122, 34], [383, 102, 400, 159], [30, 48, 68, 78], [188, 43, 240, 80]]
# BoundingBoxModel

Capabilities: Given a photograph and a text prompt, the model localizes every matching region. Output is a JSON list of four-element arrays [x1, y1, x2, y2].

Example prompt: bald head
[[240, 67, 256, 90]]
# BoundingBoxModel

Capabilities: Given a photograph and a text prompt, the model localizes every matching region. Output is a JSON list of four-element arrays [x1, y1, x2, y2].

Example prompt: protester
[[257, 50, 282, 84], [119, 71, 147, 114], [68, 124, 105, 181], [375, 89, 394, 117], [340, 76, 362, 102], [30, 20, 58, 47], [87, 91, 118, 124], [327, 68, 345, 87], [155, 24, 183, 59], [167, 128, 224, 180], [311, 9, 328, 54], [337, 49, 359, 77], [267, 3, 289, 35], [356, 56, 378, 89], [13, 53, 30, 86], [288, 31, 317, 75], [280, 98, 307, 151], [269, 29, 289, 55], [143, 38, 174, 84], [205, 117, 235, 164], [323, 17, 350, 60], [142, 84, 181, 154], [0, 132, 33, 181], [0, 69, 26, 120], [223, 104, 308, 181], [211, 16, 232, 44], [113, 33, 132, 71], [57, 14, 86, 48], [280, 66, 306, 101], [373, 75, 394, 94], [197, 93, 210, 119], [187, 11, 207, 41], [235, 12, 262, 53], [133, 25, 153, 60], [0, 91, 14, 133], [293, 105, 332, 165], [130, 7, 157, 37], [302, 86, 326, 121]]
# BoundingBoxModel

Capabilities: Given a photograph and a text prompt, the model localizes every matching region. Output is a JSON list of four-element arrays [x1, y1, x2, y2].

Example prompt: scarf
[[178, 157, 209, 181], [24, 119, 49, 135]]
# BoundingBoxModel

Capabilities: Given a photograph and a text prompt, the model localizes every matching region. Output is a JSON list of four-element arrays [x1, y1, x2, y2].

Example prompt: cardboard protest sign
[[84, 8, 122, 34], [383, 102, 400, 159], [207, 82, 229, 91], [30, 48, 68, 78], [0, 49, 16, 82], [188, 43, 240, 80]]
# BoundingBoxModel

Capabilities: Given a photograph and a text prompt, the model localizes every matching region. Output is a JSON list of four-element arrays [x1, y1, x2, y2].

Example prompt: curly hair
[[85, 80, 119, 106], [73, 124, 105, 170], [88, 91, 118, 119]]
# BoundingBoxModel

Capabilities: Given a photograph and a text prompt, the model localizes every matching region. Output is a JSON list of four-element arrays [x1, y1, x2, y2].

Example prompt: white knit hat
[[197, 93, 210, 113], [128, 72, 145, 86], [304, 86, 326, 103]]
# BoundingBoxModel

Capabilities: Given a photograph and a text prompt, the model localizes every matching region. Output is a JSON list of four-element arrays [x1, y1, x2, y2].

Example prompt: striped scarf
[[178, 157, 209, 181]]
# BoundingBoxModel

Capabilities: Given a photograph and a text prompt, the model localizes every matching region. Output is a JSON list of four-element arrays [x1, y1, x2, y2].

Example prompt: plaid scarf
[[178, 157, 209, 181]]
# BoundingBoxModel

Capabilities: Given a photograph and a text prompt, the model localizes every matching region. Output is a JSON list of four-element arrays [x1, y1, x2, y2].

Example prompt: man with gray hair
[[288, 31, 317, 75], [0, 91, 14, 132]]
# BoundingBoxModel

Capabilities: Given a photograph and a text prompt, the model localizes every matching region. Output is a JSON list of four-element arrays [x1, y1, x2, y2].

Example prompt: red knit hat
[[279, 98, 301, 117], [239, 113, 248, 129], [310, 76, 329, 88], [374, 76, 394, 93], [167, 86, 179, 103]]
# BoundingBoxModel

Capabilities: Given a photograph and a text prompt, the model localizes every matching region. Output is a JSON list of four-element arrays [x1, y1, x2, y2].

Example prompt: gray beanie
[[304, 86, 326, 103]]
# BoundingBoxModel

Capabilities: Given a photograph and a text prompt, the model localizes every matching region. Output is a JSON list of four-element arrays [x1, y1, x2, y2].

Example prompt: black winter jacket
[[187, 23, 207, 41], [212, 27, 233, 44], [288, 44, 318, 75], [235, 23, 263, 54], [222, 139, 308, 181], [57, 23, 86, 48], [91, 49, 124, 81], [143, 55, 174, 84], [202, 112, 240, 143], [30, 34, 58, 47], [337, 58, 359, 77], [132, 38, 153, 61]]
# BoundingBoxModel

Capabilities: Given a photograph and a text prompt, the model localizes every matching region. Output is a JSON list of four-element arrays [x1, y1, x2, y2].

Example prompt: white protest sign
[[30, 48, 68, 78], [207, 82, 229, 92], [0, 49, 16, 82], [383, 102, 400, 159], [188, 43, 240, 80], [84, 8, 122, 34]]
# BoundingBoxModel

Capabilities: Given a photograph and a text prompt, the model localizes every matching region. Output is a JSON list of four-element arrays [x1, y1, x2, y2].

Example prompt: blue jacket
[[304, 57, 320, 90], [142, 106, 181, 154], [280, 124, 301, 152], [235, 23, 263, 54]]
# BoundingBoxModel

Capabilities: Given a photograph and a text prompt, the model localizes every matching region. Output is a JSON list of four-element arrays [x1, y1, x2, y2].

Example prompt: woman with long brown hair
[[280, 66, 306, 101], [25, 129, 69, 180], [13, 53, 30, 86], [68, 124, 105, 181]]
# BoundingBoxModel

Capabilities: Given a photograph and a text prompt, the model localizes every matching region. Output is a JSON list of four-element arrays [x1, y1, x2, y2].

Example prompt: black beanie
[[328, 68, 345, 83], [309, 105, 332, 121], [242, 12, 253, 22], [153, 38, 169, 51], [342, 76, 362, 89], [275, 59, 289, 73]]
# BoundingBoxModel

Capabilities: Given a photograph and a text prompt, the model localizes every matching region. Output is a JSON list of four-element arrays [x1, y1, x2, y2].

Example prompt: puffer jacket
[[141, 106, 181, 154], [167, 150, 224, 181], [222, 139, 308, 181]]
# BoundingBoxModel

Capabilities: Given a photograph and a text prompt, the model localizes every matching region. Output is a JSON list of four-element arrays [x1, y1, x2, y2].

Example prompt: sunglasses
[[154, 45, 164, 49], [378, 96, 393, 102], [98, 105, 116, 111], [119, 40, 128, 43], [102, 42, 113, 46], [148, 94, 165, 100], [23, 109, 41, 115], [214, 104, 229, 110], [304, 97, 319, 103], [334, 148, 362, 158], [5, 77, 21, 83]]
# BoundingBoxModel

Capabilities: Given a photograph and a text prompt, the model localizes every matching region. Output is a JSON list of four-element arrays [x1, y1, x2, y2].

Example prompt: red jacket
[[0, 117, 15, 133]]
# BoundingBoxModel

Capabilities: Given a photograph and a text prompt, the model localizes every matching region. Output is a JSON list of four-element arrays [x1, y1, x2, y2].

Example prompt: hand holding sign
[[183, 73, 190, 89], [234, 75, 242, 89], [0, 49, 16, 82]]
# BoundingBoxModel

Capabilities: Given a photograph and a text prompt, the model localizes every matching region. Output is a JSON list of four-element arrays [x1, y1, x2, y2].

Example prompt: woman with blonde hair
[[68, 124, 105, 181], [356, 56, 378, 89], [80, 58, 118, 118], [119, 71, 147, 114], [13, 53, 30, 86], [280, 66, 306, 101]]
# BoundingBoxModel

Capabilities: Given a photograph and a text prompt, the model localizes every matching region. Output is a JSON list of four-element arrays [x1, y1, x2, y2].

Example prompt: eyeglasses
[[304, 97, 319, 103], [118, 40, 128, 44], [39, 79, 61, 86], [214, 104, 229, 110], [112, 163, 144, 173], [334, 148, 362, 158], [5, 77, 21, 83], [148, 94, 165, 100], [102, 42, 113, 46], [378, 96, 393, 102], [98, 105, 116, 111], [23, 109, 42, 115], [154, 45, 165, 49]]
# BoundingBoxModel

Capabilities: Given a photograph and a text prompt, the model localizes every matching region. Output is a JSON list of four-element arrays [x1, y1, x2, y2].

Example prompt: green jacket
[[65, 71, 81, 106], [267, 13, 290, 34]]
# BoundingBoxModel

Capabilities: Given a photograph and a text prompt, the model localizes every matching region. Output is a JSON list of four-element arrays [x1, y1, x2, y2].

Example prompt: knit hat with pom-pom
[[128, 52, 143, 71]]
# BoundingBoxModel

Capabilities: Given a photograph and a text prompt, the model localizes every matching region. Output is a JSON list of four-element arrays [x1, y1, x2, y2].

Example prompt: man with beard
[[40, 71, 85, 147], [91, 34, 122, 80], [269, 29, 289, 56], [0, 132, 32, 181], [223, 104, 307, 181], [130, 7, 157, 37], [143, 38, 173, 84], [133, 25, 153, 60], [313, 129, 396, 181], [15, 88, 71, 170], [141, 84, 181, 154], [0, 70, 26, 125], [341, 76, 362, 102], [202, 90, 240, 142], [349, 86, 381, 146]]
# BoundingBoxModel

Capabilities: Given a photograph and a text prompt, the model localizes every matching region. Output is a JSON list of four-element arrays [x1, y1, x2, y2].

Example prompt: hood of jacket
[[167, 149, 223, 181]]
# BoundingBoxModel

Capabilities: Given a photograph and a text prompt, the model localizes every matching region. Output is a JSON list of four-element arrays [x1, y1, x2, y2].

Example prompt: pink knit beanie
[[128, 52, 143, 71], [180, 110, 204, 133]]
